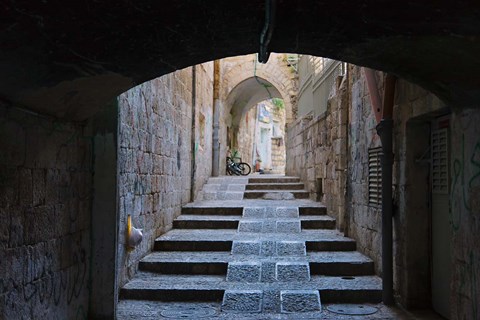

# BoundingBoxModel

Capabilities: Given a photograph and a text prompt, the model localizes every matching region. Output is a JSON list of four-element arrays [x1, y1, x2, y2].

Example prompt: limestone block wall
[[346, 67, 384, 274], [285, 76, 348, 228], [270, 103, 286, 173], [346, 66, 453, 305], [448, 108, 480, 319], [346, 66, 480, 317], [236, 106, 257, 166], [0, 103, 92, 319], [117, 64, 213, 286], [192, 62, 214, 196]]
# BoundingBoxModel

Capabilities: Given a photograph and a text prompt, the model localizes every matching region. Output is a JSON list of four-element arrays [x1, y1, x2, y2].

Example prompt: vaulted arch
[[2, 1, 480, 120]]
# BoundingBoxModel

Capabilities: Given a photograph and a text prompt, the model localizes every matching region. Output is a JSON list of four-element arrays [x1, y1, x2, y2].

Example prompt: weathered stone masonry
[[0, 103, 91, 319], [117, 63, 214, 287], [286, 75, 348, 230], [286, 63, 480, 318]]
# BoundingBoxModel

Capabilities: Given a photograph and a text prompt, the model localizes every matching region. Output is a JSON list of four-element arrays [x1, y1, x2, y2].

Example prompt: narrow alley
[[2, 2, 480, 320], [117, 175, 408, 319]]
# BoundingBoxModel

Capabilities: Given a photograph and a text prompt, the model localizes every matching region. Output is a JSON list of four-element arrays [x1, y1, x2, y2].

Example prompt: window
[[368, 147, 383, 206]]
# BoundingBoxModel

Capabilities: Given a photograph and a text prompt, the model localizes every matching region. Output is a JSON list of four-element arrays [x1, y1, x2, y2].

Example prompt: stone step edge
[[154, 240, 356, 252], [172, 220, 337, 230], [180, 206, 327, 216], [119, 288, 382, 304], [139, 261, 374, 276]]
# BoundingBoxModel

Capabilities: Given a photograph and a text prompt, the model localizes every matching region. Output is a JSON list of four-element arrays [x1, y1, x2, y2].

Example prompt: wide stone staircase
[[118, 176, 382, 319]]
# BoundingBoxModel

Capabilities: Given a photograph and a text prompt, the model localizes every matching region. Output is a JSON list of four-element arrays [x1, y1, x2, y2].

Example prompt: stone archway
[[220, 54, 297, 124], [214, 54, 295, 173], [2, 1, 480, 120]]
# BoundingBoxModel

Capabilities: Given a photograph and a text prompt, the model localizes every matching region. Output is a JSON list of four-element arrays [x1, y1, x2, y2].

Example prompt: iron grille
[[368, 147, 383, 206]]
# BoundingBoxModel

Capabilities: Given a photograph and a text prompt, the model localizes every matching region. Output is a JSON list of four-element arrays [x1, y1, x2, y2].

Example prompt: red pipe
[[363, 68, 383, 124]]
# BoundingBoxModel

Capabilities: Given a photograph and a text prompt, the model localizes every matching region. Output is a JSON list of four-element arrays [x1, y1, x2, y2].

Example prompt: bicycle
[[226, 156, 251, 176]]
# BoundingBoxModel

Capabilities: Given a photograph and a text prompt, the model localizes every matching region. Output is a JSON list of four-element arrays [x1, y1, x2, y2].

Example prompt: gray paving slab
[[262, 220, 277, 233], [227, 184, 247, 191], [231, 241, 261, 255], [226, 262, 262, 282], [261, 241, 276, 256], [243, 207, 266, 218], [238, 221, 263, 233], [117, 300, 442, 320], [244, 190, 309, 200], [122, 272, 382, 292], [141, 251, 374, 264], [224, 191, 244, 200], [276, 241, 306, 256], [174, 215, 335, 222], [275, 207, 299, 218], [183, 199, 327, 208], [222, 290, 263, 312], [276, 220, 301, 233], [280, 290, 321, 313], [156, 228, 352, 242], [275, 262, 311, 282]]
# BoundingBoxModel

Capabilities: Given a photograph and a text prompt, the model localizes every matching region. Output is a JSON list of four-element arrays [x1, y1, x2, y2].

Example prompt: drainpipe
[[363, 68, 382, 124], [190, 66, 197, 202], [212, 60, 220, 176], [377, 73, 397, 305]]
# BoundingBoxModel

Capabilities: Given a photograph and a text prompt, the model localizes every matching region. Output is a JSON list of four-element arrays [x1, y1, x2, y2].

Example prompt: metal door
[[431, 127, 451, 319]]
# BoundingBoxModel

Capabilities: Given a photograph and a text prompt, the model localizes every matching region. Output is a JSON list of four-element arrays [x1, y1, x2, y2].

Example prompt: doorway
[[430, 116, 452, 319]]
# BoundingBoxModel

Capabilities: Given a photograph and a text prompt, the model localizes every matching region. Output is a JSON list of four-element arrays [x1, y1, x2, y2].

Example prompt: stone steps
[[120, 273, 382, 303], [154, 228, 347, 239], [248, 177, 300, 184], [139, 251, 374, 276], [154, 239, 356, 252], [246, 182, 305, 190], [182, 203, 327, 216], [173, 215, 336, 229], [243, 190, 310, 199], [181, 206, 243, 215], [119, 176, 382, 317]]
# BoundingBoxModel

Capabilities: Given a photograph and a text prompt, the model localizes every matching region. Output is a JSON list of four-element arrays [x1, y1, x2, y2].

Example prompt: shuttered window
[[431, 129, 449, 194], [368, 147, 383, 206]]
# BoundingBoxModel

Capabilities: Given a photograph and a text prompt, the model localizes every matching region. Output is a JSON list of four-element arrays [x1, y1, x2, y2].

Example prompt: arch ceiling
[[227, 77, 283, 127], [2, 1, 480, 120]]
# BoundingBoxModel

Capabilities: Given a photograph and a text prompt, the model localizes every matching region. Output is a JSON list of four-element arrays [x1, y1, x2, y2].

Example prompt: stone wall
[[117, 64, 213, 287], [270, 102, 286, 174], [346, 67, 383, 273], [192, 63, 214, 196], [346, 66, 451, 305], [345, 65, 480, 318], [450, 108, 480, 319], [236, 106, 257, 166], [287, 63, 480, 317], [286, 75, 348, 229], [0, 103, 92, 319]]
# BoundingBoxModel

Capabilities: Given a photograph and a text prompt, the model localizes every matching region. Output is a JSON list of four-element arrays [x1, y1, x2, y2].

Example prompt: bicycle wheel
[[238, 162, 251, 175]]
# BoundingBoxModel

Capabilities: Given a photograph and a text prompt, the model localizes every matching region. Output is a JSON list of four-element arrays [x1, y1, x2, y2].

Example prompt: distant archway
[[221, 54, 296, 124]]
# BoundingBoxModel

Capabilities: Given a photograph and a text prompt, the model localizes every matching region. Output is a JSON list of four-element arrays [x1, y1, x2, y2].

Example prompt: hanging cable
[[258, 0, 276, 64]]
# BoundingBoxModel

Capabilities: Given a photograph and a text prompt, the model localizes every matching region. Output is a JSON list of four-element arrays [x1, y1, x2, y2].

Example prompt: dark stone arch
[[2, 1, 480, 120]]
